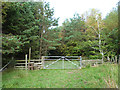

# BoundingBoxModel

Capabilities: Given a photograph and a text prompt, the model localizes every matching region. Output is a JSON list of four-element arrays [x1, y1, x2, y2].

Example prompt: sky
[[45, 0, 119, 26]]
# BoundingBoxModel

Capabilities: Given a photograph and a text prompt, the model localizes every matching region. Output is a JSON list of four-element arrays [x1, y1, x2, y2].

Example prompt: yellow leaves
[[84, 8, 105, 37], [58, 29, 65, 39]]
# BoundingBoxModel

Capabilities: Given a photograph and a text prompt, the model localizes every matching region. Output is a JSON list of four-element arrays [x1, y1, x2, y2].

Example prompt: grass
[[2, 63, 118, 88]]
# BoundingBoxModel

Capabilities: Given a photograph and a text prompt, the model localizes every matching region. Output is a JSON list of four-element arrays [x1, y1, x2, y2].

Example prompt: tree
[[36, 2, 59, 58], [2, 2, 59, 61], [102, 7, 118, 57], [57, 13, 86, 56], [84, 9, 105, 59], [84, 8, 118, 59]]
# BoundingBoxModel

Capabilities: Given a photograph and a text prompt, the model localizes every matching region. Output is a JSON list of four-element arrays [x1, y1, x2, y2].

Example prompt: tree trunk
[[39, 33, 42, 60], [98, 20, 104, 63]]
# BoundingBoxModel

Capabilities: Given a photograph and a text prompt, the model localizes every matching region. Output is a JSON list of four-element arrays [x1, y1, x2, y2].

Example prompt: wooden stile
[[28, 62, 34, 70]]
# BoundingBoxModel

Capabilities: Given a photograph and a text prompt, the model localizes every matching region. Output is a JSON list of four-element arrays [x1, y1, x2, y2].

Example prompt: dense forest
[[2, 1, 118, 64]]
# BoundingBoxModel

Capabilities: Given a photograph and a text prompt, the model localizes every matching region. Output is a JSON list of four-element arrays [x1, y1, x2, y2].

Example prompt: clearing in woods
[[2, 63, 118, 88]]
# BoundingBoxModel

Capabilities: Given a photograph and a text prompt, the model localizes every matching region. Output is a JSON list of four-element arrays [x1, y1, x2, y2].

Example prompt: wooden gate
[[43, 56, 82, 69]]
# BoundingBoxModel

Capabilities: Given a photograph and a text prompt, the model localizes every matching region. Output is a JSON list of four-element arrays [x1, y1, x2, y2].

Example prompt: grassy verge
[[2, 63, 118, 88]]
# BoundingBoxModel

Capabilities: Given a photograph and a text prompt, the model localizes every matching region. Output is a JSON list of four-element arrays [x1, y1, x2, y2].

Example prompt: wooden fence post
[[25, 54, 27, 70], [80, 56, 82, 69], [119, 55, 120, 64], [112, 56, 115, 63], [62, 57, 64, 69], [29, 47, 31, 63], [107, 56, 110, 62], [41, 56, 44, 69], [102, 56, 103, 64], [115, 56, 117, 63], [110, 56, 112, 63]]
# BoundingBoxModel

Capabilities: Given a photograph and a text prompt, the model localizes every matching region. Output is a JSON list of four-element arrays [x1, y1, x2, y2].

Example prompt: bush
[[86, 64, 91, 68]]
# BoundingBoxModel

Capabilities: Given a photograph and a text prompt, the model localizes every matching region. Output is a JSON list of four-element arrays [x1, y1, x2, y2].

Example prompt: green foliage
[[53, 7, 118, 58], [104, 8, 118, 31], [85, 64, 91, 68], [2, 2, 59, 60], [102, 7, 118, 56], [56, 13, 86, 56], [2, 34, 23, 54], [2, 1, 118, 61]]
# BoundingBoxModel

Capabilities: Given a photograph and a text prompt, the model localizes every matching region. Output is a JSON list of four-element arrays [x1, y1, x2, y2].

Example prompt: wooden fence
[[14, 55, 104, 70], [14, 59, 42, 69], [106, 55, 119, 63]]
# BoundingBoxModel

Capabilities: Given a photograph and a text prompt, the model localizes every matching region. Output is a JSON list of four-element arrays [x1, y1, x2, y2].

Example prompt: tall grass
[[2, 63, 118, 88]]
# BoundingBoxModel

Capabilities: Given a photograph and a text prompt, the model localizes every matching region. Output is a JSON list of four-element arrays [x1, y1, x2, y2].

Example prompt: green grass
[[2, 63, 118, 88]]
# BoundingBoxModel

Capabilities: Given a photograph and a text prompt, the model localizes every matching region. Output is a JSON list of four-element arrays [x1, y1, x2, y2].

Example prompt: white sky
[[45, 0, 119, 26]]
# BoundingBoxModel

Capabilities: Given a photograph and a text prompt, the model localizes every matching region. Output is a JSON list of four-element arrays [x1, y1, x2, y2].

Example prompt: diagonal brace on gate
[[45, 58, 61, 68], [65, 58, 79, 67]]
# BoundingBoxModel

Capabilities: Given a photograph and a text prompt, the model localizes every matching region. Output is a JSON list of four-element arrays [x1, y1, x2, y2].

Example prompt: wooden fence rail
[[14, 55, 103, 70], [15, 55, 120, 70], [106, 55, 119, 63]]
